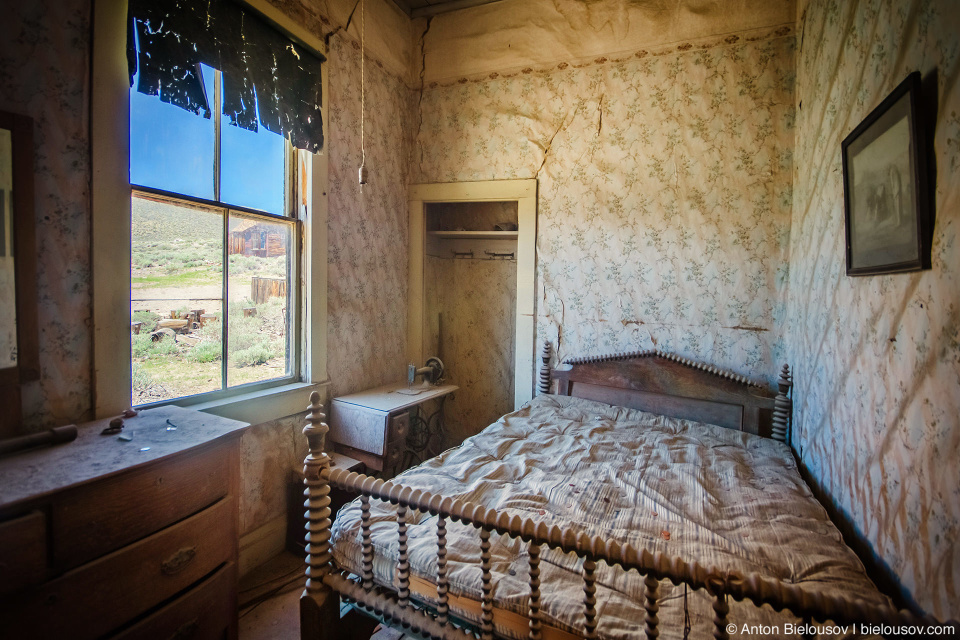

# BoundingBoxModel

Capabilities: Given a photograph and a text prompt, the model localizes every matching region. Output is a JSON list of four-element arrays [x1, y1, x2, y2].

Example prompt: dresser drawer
[[53, 442, 231, 570], [0, 497, 235, 640], [387, 411, 409, 443], [0, 510, 47, 597], [110, 561, 236, 640]]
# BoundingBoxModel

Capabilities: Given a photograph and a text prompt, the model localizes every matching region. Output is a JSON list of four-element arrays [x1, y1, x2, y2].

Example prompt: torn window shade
[[127, 0, 325, 153]]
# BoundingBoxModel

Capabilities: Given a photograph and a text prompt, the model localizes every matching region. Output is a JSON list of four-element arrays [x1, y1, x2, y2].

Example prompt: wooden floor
[[239, 551, 303, 640], [239, 551, 401, 640]]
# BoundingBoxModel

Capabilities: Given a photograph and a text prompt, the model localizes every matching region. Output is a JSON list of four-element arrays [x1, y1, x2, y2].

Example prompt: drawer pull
[[161, 546, 197, 575], [167, 619, 199, 640]]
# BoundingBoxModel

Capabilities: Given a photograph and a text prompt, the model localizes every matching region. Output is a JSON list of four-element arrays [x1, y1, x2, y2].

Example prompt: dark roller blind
[[127, 0, 325, 153]]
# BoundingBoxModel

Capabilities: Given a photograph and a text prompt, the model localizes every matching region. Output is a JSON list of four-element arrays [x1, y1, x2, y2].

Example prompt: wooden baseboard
[[239, 514, 287, 577]]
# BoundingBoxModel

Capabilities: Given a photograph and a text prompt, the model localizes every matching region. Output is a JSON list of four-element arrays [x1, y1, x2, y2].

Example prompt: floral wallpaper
[[424, 255, 517, 446], [416, 30, 797, 388], [786, 0, 960, 618], [325, 31, 414, 398], [0, 0, 93, 430]]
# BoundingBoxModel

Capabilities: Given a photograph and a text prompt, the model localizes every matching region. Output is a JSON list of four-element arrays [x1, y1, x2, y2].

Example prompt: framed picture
[[841, 71, 932, 276]]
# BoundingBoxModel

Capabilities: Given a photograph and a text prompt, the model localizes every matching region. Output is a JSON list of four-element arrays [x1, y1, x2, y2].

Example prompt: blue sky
[[130, 63, 285, 215]]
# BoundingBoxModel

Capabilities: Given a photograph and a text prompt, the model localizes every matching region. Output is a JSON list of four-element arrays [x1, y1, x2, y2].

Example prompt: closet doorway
[[408, 180, 537, 446]]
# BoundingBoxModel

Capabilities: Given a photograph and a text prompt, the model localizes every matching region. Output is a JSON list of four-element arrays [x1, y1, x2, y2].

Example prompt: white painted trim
[[239, 513, 288, 577], [303, 65, 330, 386], [514, 191, 537, 408], [407, 199, 426, 368], [191, 380, 328, 425], [408, 179, 536, 202], [91, 0, 132, 418], [239, 0, 327, 57], [407, 180, 538, 409]]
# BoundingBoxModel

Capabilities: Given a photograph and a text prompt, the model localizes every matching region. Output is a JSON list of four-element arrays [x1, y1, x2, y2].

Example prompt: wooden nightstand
[[328, 382, 457, 477]]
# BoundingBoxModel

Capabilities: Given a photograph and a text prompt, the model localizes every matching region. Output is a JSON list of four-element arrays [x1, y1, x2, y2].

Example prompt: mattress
[[330, 394, 890, 639]]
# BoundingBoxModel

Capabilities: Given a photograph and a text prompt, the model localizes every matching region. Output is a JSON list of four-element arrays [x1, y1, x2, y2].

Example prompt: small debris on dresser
[[100, 417, 124, 436]]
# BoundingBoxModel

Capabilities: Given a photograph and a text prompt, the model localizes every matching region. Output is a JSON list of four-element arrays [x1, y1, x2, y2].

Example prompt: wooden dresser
[[0, 406, 248, 640]]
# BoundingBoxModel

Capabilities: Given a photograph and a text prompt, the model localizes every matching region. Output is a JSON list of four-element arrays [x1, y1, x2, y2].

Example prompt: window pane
[[226, 213, 293, 386], [129, 67, 216, 200], [220, 76, 286, 215], [131, 194, 224, 405]]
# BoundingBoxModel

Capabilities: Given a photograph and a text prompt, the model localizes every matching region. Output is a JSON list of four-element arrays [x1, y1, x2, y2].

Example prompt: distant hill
[[132, 195, 222, 242]]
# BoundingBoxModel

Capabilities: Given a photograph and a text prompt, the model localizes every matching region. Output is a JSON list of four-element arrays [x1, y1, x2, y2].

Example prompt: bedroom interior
[[0, 0, 958, 638]]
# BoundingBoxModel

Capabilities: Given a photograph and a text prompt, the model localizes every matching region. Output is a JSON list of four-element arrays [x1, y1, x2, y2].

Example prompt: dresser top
[[333, 382, 458, 413], [0, 406, 248, 511]]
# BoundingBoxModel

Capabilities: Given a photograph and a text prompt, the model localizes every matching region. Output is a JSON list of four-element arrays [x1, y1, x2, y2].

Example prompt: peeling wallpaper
[[0, 0, 93, 430], [787, 0, 960, 618], [266, 0, 415, 82], [424, 256, 517, 446], [239, 413, 308, 534], [421, 0, 795, 84], [416, 33, 797, 387]]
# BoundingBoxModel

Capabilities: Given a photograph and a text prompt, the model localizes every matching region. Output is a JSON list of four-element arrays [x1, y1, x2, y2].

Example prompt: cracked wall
[[416, 28, 797, 385]]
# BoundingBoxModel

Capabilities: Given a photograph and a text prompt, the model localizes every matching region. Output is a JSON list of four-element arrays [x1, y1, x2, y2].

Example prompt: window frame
[[93, 0, 329, 424], [129, 185, 302, 409]]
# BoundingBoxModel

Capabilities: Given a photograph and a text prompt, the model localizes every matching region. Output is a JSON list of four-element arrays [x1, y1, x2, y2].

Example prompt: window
[[129, 61, 298, 406]]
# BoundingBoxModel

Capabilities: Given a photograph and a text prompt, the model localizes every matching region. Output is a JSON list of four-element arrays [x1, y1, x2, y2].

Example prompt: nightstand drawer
[[53, 443, 230, 570], [388, 412, 409, 443], [330, 401, 390, 456], [0, 497, 235, 640]]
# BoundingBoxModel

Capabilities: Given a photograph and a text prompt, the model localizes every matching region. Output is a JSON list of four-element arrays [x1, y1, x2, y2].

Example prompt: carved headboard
[[538, 344, 792, 441]]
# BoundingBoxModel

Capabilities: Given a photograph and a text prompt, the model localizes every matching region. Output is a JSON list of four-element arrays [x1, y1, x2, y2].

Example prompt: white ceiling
[[388, 0, 504, 18]]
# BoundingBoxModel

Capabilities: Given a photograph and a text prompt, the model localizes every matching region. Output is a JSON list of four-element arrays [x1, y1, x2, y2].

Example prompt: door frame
[[408, 179, 537, 409]]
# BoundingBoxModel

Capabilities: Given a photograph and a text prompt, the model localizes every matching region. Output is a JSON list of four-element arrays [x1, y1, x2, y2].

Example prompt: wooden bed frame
[[299, 345, 943, 640]]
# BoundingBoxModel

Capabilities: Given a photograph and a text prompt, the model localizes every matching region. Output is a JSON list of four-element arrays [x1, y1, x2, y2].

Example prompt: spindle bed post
[[709, 576, 730, 640], [538, 342, 552, 395], [360, 495, 374, 591], [582, 557, 599, 639], [527, 541, 542, 640], [643, 573, 660, 640], [397, 505, 411, 608], [300, 391, 343, 639], [479, 526, 494, 640], [436, 515, 449, 627], [772, 364, 792, 443]]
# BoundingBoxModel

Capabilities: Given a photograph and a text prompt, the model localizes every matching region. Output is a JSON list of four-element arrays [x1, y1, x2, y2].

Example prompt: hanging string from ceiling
[[358, 0, 368, 191]]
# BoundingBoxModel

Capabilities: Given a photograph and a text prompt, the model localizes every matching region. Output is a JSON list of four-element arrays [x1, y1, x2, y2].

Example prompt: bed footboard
[[299, 391, 948, 640]]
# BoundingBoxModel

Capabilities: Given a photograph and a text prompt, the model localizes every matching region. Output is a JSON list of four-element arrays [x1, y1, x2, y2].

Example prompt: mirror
[[0, 110, 39, 434]]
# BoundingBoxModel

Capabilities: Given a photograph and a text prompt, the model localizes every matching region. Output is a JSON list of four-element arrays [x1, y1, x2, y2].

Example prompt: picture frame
[[841, 71, 932, 276]]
